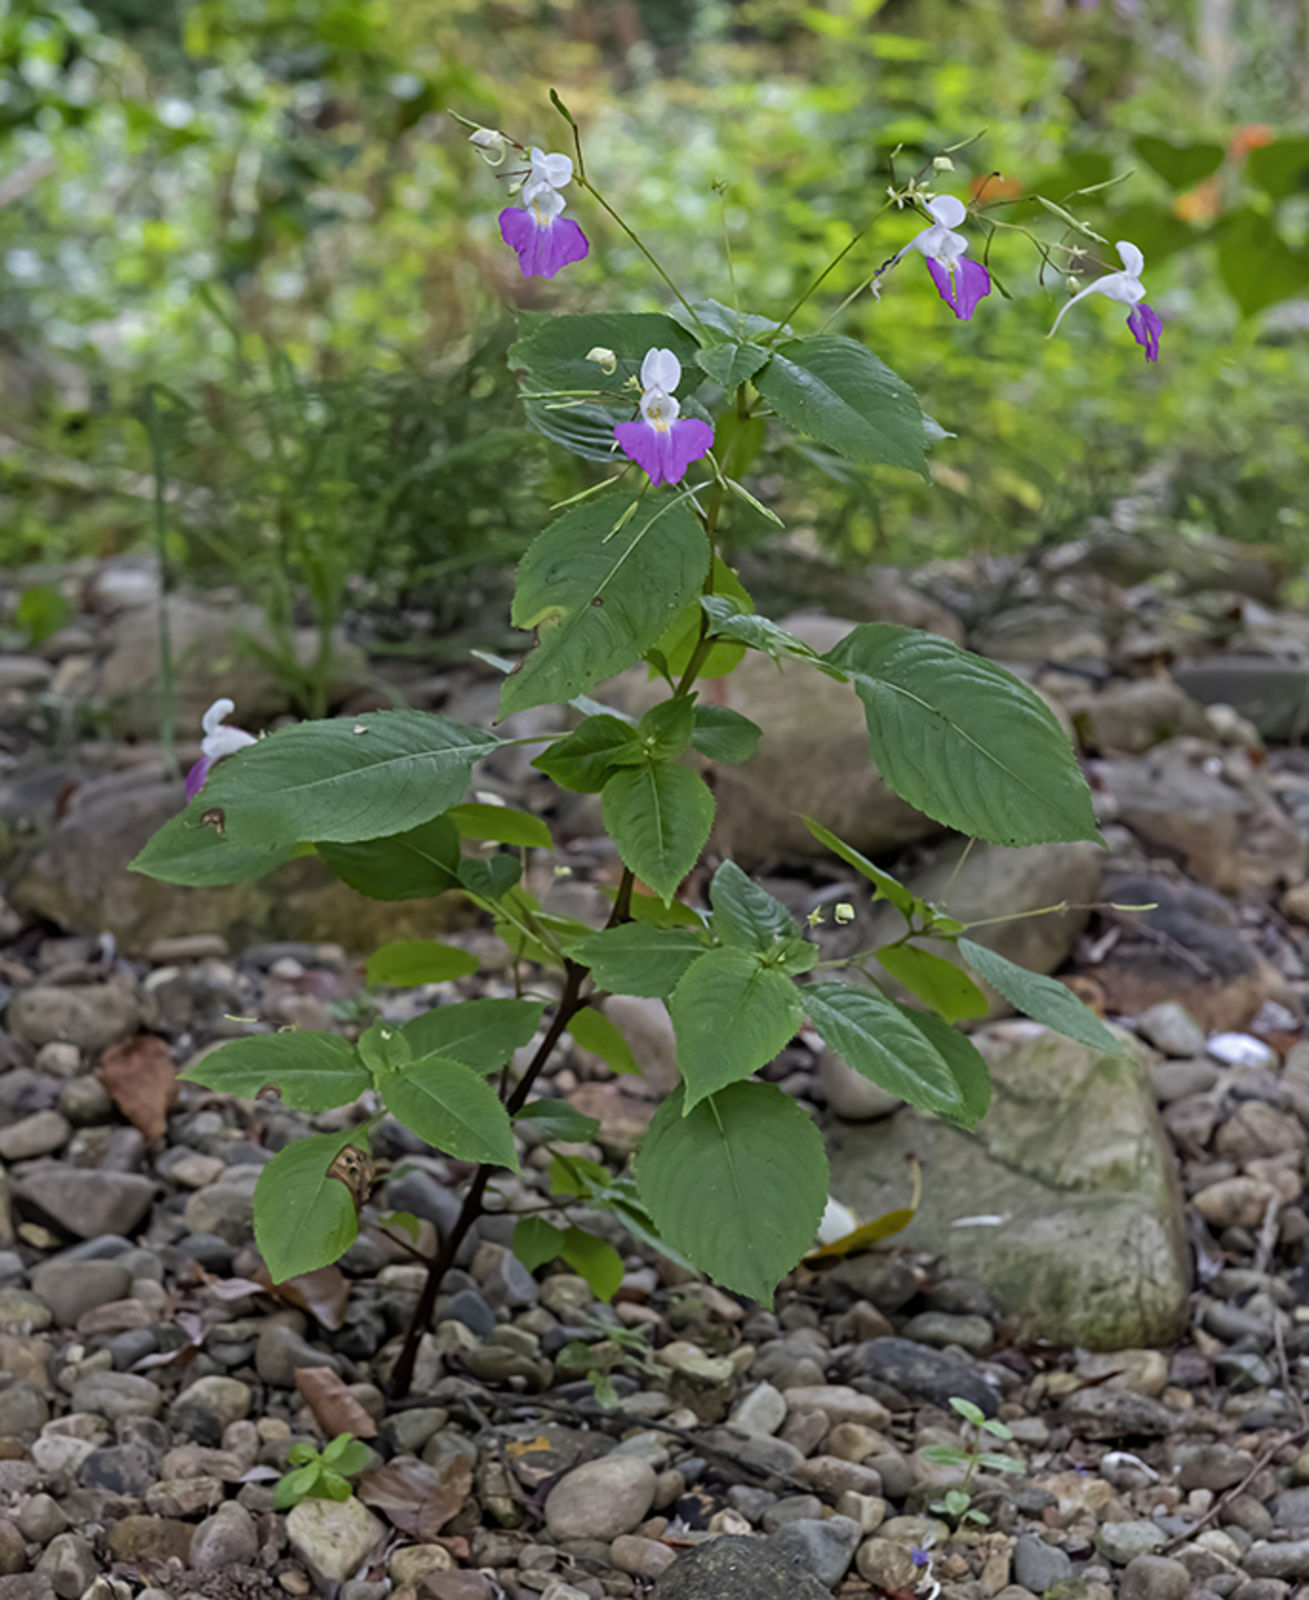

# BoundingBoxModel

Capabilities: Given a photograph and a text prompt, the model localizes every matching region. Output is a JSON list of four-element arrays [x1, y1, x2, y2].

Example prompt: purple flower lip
[[926, 255, 991, 321], [1127, 301, 1162, 362], [911, 1546, 931, 1567], [499, 208, 589, 279], [613, 347, 715, 486]]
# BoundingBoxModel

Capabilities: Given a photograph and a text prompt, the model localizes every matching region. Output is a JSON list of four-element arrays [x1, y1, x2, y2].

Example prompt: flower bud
[[933, 154, 956, 172], [833, 902, 855, 925], [586, 346, 618, 375], [469, 127, 507, 167]]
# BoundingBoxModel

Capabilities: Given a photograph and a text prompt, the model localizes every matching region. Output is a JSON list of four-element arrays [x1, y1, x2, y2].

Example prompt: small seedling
[[274, 1431, 373, 1508], [923, 1396, 1025, 1526]]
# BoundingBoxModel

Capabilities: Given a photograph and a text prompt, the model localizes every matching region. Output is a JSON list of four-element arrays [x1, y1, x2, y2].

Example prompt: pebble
[[898, 1310, 995, 1355], [1013, 1533, 1074, 1592], [255, 1320, 341, 1386], [0, 1290, 52, 1330], [0, 1111, 71, 1161], [35, 1533, 99, 1599], [69, 1371, 162, 1421], [729, 1382, 787, 1437], [651, 1534, 832, 1598], [190, 1502, 258, 1568], [0, 1523, 23, 1577], [6, 985, 141, 1053], [1096, 1520, 1170, 1564], [770, 1513, 861, 1585], [855, 1537, 918, 1589], [77, 1441, 160, 1494], [1117, 1554, 1192, 1600], [848, 1337, 997, 1414], [29, 1260, 130, 1327], [16, 1497, 66, 1545], [1136, 1002, 1208, 1058], [545, 1455, 657, 1540], [106, 1516, 193, 1563], [168, 1375, 252, 1443], [782, 1385, 892, 1428], [12, 1168, 156, 1240], [0, 1380, 48, 1439], [1207, 1033, 1277, 1070], [390, 1546, 454, 1584], [285, 1496, 387, 1583], [1173, 1442, 1255, 1491]]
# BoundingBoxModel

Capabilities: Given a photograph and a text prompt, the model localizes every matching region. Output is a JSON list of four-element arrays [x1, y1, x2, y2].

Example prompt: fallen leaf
[[260, 1265, 350, 1332], [356, 1456, 471, 1539], [131, 1309, 207, 1372], [98, 1035, 178, 1141], [294, 1366, 378, 1440]]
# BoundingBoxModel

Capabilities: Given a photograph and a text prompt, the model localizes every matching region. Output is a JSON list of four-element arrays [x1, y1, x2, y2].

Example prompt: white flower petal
[[530, 148, 573, 190], [925, 194, 967, 229], [202, 725, 256, 761], [201, 697, 237, 736], [1116, 239, 1145, 278], [817, 1197, 858, 1246], [641, 347, 681, 393]]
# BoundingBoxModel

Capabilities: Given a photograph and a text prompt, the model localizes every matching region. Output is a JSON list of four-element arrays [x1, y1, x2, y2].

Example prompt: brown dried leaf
[[355, 1456, 471, 1539], [201, 1276, 270, 1302], [258, 1264, 350, 1332], [294, 1366, 378, 1440], [97, 1034, 178, 1142]]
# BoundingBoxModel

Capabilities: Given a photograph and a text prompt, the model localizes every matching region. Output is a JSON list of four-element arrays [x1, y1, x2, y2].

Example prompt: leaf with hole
[[182, 1032, 370, 1112], [254, 1128, 370, 1282]]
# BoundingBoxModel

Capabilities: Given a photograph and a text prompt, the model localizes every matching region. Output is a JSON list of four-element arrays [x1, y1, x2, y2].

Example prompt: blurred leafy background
[[2, 0, 1308, 631]]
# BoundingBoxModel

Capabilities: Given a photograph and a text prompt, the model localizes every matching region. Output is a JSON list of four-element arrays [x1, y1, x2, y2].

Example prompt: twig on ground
[[1163, 1424, 1309, 1552]]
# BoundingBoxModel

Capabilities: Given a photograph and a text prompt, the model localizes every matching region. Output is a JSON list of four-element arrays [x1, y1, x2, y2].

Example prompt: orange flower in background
[[1229, 124, 1274, 160], [1175, 177, 1220, 223], [970, 172, 1022, 202]]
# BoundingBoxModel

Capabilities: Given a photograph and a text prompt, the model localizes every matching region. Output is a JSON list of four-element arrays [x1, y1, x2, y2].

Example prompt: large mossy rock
[[8, 770, 469, 955], [825, 1023, 1190, 1349]]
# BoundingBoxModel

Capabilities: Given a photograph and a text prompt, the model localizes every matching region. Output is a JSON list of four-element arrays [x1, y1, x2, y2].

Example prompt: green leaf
[[668, 298, 785, 344], [979, 1452, 1026, 1474], [690, 705, 761, 764], [316, 816, 460, 901], [801, 815, 922, 919], [319, 1471, 352, 1500], [671, 947, 804, 1112], [957, 938, 1125, 1054], [287, 1442, 318, 1467], [630, 698, 696, 762], [571, 922, 707, 998], [129, 823, 294, 888], [567, 1007, 639, 1075], [457, 854, 522, 901], [602, 762, 715, 905], [534, 715, 640, 793], [403, 998, 545, 1072], [898, 1005, 992, 1126], [16, 584, 72, 646], [921, 1445, 970, 1466], [949, 1396, 987, 1425], [709, 859, 795, 952], [1247, 136, 1309, 201], [275, 1464, 320, 1509], [366, 940, 480, 987], [446, 802, 553, 850], [381, 1053, 520, 1169], [702, 596, 847, 678], [777, 937, 820, 977], [636, 1082, 827, 1305], [182, 1032, 370, 1112], [521, 394, 624, 464], [1217, 209, 1309, 317], [515, 1100, 601, 1143], [254, 1127, 368, 1282], [755, 334, 927, 477], [319, 1432, 355, 1465], [357, 1019, 412, 1078], [513, 1216, 566, 1272], [803, 981, 974, 1123], [697, 340, 770, 389], [621, 891, 706, 928], [326, 1439, 373, 1476], [508, 310, 699, 392], [1133, 135, 1225, 189], [159, 712, 498, 857], [651, 557, 752, 682], [560, 1227, 625, 1301], [875, 944, 989, 1023], [502, 493, 710, 718], [825, 625, 1099, 846]]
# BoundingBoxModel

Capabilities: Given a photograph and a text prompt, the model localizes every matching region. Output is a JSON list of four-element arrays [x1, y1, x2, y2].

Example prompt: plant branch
[[387, 959, 590, 1398]]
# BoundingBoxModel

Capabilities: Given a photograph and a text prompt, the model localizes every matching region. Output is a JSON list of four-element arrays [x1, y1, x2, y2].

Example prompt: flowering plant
[[135, 97, 1147, 1398]]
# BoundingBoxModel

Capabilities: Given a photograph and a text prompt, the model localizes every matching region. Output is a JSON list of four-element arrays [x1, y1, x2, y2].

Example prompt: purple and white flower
[[613, 348, 714, 487], [897, 195, 991, 321], [1049, 240, 1162, 362], [185, 697, 256, 801], [498, 147, 589, 280]]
